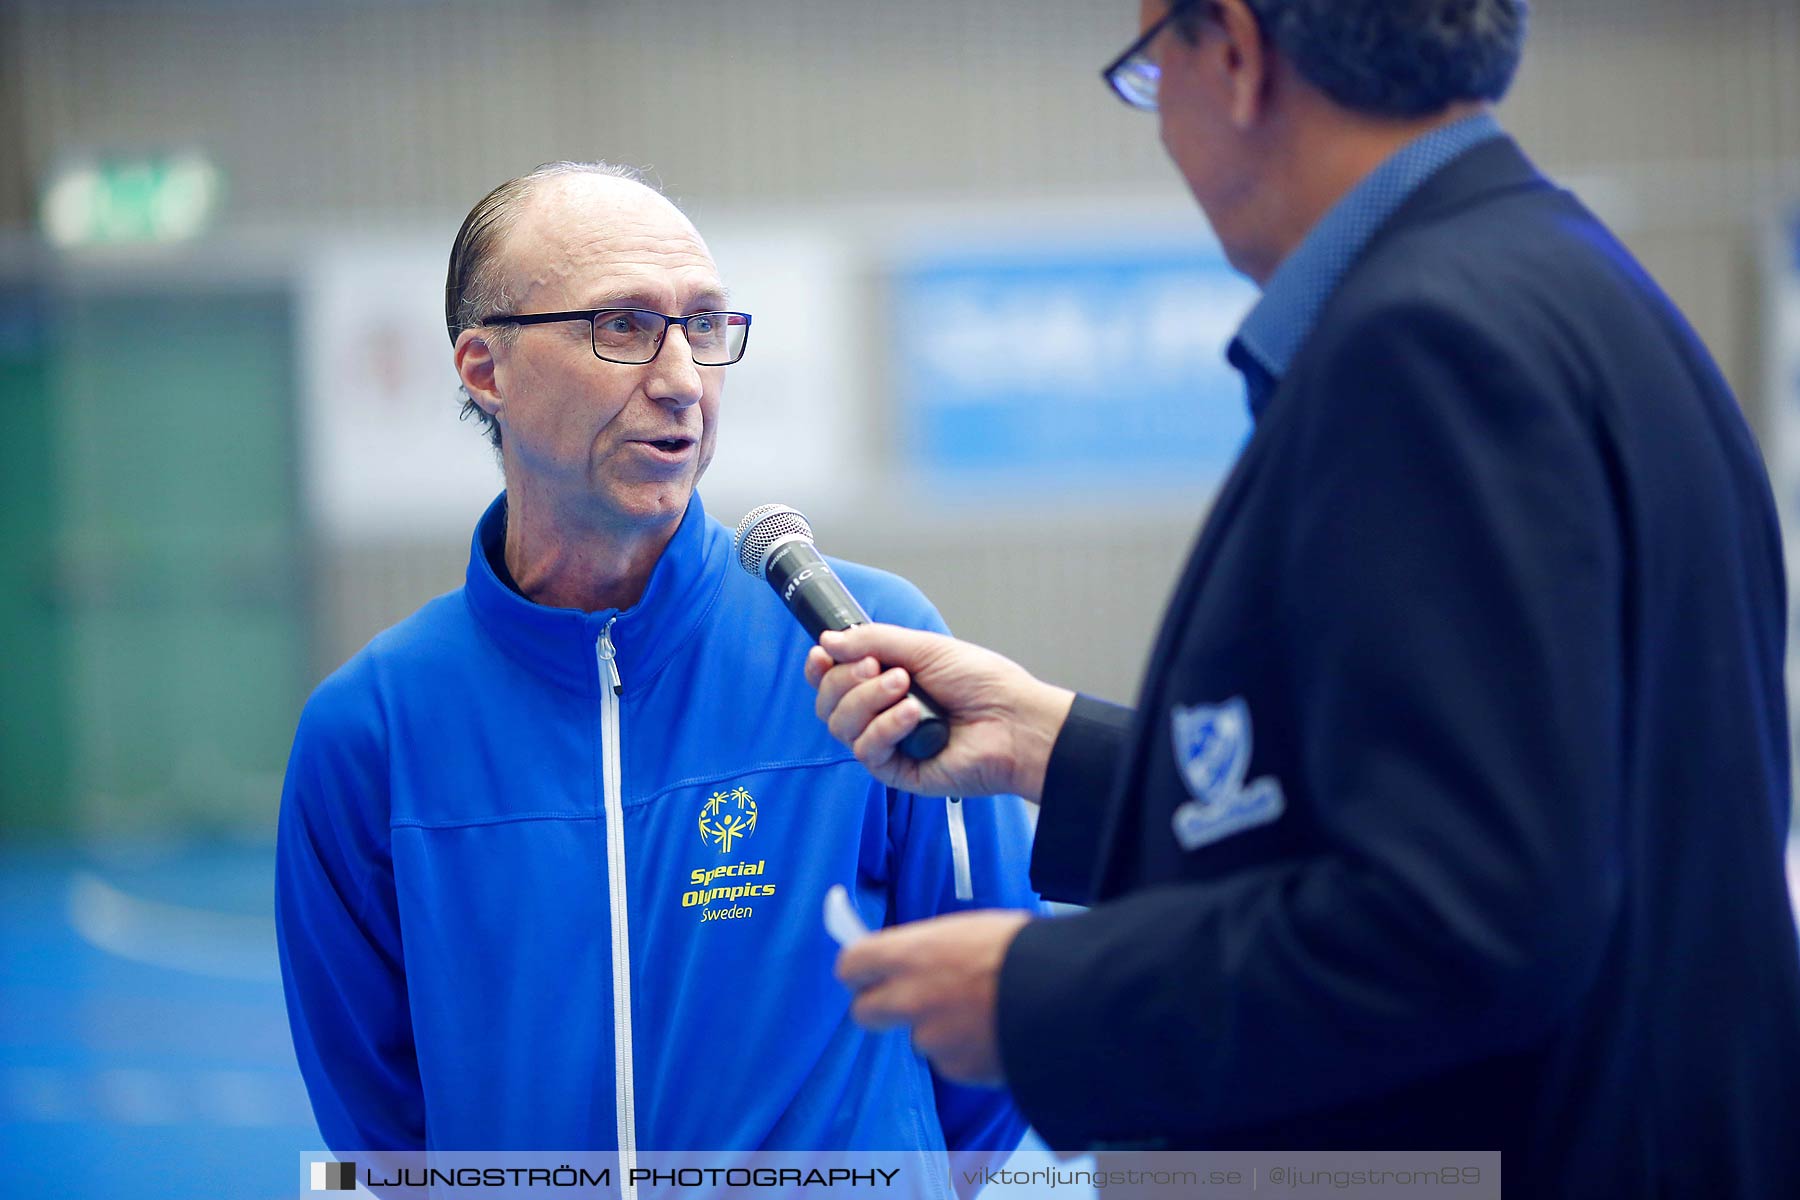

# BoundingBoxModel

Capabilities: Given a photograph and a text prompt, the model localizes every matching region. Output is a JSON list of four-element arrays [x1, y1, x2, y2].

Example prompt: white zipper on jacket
[[946, 797, 973, 901], [596, 620, 639, 1200]]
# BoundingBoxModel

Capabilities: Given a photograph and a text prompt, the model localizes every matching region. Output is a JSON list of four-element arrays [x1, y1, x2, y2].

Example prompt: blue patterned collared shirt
[[1228, 111, 1505, 420]]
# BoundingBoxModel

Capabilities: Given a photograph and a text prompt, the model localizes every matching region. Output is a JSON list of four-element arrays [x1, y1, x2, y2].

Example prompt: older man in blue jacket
[[808, 2, 1800, 1196], [275, 162, 1037, 1191]]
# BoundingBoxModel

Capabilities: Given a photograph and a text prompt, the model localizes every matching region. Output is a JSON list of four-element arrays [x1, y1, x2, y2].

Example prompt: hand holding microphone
[[736, 504, 950, 759], [736, 504, 1076, 801]]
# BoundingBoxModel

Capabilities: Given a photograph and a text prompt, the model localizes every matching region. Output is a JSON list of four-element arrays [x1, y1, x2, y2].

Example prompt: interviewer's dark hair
[[1188, 0, 1528, 118], [445, 160, 653, 451]]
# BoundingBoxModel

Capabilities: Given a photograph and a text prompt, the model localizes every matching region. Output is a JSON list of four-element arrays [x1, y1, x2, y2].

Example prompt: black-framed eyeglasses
[[1100, 0, 1210, 112], [480, 307, 753, 366]]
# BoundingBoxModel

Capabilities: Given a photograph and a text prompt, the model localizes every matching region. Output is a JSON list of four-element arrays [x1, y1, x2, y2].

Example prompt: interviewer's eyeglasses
[[479, 307, 753, 366], [1101, 0, 1212, 112]]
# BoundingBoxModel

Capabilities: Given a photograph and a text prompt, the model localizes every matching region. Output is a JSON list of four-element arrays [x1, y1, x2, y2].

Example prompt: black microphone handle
[[764, 541, 950, 760]]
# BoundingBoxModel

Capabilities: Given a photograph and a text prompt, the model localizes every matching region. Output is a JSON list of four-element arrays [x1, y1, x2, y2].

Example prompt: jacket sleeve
[[996, 299, 1625, 1145], [1031, 694, 1135, 904], [275, 658, 426, 1153]]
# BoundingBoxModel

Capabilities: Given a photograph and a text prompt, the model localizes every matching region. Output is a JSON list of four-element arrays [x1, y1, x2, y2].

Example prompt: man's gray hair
[[1201, 0, 1528, 118], [445, 160, 658, 451]]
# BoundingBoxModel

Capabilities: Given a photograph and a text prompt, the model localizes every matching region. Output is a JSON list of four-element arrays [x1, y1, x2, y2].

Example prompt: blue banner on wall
[[892, 243, 1258, 494]]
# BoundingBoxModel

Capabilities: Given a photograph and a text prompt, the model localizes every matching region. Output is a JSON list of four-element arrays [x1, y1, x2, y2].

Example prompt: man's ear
[[454, 329, 503, 418], [1214, 0, 1271, 130]]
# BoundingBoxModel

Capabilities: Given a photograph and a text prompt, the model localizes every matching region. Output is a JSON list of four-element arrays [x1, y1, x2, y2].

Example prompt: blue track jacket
[[276, 493, 1036, 1186]]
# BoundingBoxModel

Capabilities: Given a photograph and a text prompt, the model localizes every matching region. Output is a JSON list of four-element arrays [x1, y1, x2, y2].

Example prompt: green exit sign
[[41, 154, 224, 247]]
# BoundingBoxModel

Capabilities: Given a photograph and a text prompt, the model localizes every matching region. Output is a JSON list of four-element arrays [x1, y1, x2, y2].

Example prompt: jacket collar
[[462, 491, 729, 697], [1235, 136, 1553, 430], [1366, 134, 1552, 259], [1231, 111, 1505, 413]]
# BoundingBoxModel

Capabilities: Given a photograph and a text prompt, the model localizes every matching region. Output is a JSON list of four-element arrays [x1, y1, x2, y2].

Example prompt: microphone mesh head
[[734, 504, 814, 577]]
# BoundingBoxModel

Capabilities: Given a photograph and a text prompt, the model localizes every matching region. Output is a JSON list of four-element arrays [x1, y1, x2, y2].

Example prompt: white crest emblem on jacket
[[1169, 696, 1286, 850]]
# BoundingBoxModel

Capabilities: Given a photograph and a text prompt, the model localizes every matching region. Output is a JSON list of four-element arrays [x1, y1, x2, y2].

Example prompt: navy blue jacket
[[998, 138, 1800, 1196]]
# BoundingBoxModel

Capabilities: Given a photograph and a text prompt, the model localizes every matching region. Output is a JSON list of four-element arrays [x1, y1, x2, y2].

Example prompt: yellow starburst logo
[[699, 786, 757, 854]]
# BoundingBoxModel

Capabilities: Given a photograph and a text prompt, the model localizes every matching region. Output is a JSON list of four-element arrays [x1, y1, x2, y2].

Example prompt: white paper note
[[823, 884, 870, 948]]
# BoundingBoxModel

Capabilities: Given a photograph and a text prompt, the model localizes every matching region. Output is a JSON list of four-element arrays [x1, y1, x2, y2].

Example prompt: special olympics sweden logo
[[699, 786, 757, 853]]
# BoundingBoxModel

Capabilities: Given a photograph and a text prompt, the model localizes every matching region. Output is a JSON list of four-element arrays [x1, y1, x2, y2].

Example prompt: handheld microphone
[[734, 504, 950, 760]]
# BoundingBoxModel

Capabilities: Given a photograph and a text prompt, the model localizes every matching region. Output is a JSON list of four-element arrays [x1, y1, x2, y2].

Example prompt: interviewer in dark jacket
[[805, 2, 1800, 1196]]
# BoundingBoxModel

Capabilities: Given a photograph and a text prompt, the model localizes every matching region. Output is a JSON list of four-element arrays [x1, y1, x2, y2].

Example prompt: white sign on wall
[[298, 238, 499, 540], [688, 226, 868, 519], [297, 228, 865, 541]]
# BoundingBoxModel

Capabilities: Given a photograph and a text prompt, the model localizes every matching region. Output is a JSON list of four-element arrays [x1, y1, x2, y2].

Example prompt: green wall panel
[[53, 288, 306, 836], [0, 287, 73, 836]]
